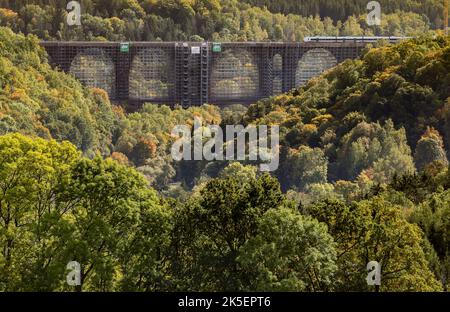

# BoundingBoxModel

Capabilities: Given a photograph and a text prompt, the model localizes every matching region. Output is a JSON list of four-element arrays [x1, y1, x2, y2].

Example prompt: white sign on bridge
[[191, 46, 201, 54]]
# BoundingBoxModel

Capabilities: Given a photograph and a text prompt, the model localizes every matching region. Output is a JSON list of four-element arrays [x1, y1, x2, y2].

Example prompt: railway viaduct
[[40, 39, 398, 107]]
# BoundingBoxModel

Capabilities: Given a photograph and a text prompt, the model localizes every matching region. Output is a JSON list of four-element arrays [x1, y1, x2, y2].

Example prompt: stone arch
[[129, 48, 172, 100], [295, 48, 337, 87], [272, 53, 283, 95], [69, 48, 116, 98], [211, 49, 259, 100], [273, 53, 282, 72]]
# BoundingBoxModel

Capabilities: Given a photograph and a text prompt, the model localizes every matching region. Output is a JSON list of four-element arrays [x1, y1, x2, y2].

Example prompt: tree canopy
[[0, 3, 450, 292]]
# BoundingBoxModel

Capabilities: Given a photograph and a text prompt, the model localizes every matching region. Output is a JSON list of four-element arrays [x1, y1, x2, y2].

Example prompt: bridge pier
[[259, 48, 272, 98], [115, 49, 133, 102], [281, 46, 299, 93]]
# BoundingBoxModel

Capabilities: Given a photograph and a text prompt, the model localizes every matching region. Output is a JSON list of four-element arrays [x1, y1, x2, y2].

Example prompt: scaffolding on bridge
[[41, 39, 403, 108]]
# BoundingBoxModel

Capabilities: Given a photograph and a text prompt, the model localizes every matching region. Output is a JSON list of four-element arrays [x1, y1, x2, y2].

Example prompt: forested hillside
[[0, 27, 115, 154], [1, 26, 450, 291], [1, 0, 450, 292], [244, 0, 445, 28], [0, 0, 434, 41]]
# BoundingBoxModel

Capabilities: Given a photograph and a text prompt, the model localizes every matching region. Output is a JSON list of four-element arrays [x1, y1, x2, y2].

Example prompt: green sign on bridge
[[120, 42, 130, 53]]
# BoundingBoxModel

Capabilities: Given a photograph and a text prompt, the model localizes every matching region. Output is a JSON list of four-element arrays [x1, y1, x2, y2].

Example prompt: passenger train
[[303, 36, 411, 42]]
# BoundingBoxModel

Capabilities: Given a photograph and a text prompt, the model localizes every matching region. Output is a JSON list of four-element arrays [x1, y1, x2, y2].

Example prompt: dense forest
[[244, 0, 446, 27], [0, 0, 437, 41], [1, 1, 450, 292]]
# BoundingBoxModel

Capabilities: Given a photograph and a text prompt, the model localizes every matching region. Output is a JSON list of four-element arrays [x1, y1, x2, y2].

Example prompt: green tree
[[118, 193, 173, 291], [336, 120, 415, 183], [62, 156, 154, 291], [0, 133, 80, 291], [237, 207, 337, 291], [171, 173, 284, 291], [309, 196, 442, 291], [411, 190, 450, 290], [279, 145, 328, 191], [414, 127, 449, 171]]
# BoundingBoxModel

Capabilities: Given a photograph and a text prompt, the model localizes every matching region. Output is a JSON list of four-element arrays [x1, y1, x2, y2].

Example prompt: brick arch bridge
[[40, 40, 390, 107]]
